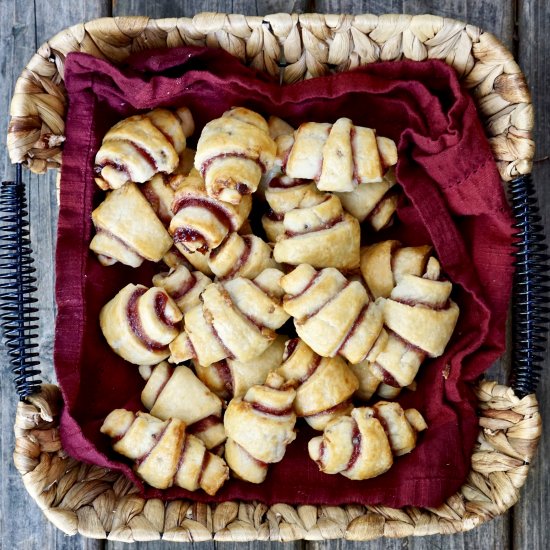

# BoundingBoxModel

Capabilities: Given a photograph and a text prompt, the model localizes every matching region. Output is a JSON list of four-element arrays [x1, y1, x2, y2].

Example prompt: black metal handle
[[0, 165, 41, 400], [510, 174, 550, 397]]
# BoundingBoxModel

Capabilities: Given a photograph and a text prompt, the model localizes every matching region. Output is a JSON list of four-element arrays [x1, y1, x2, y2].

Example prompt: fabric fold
[[54, 46, 514, 508]]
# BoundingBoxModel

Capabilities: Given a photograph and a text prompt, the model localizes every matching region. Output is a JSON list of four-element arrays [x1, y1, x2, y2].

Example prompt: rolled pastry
[[281, 117, 397, 193], [169, 268, 290, 367], [264, 177, 360, 270], [224, 372, 297, 483], [281, 260, 459, 397], [335, 167, 399, 231], [101, 409, 228, 495], [152, 264, 211, 314], [207, 232, 278, 280], [276, 338, 359, 430], [360, 240, 433, 299], [195, 335, 287, 400], [89, 183, 173, 267], [95, 107, 194, 190], [195, 107, 277, 205], [140, 363, 225, 449], [308, 403, 427, 480], [169, 169, 251, 254], [100, 284, 182, 365]]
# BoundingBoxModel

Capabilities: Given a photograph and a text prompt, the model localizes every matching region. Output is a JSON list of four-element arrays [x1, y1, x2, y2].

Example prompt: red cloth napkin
[[55, 46, 515, 508]]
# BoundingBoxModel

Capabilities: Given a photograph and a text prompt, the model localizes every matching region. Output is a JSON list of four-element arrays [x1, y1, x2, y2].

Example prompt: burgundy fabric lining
[[55, 46, 514, 508]]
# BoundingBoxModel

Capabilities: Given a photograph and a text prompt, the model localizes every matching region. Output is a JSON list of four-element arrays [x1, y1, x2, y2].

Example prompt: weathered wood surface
[[0, 0, 546, 549]]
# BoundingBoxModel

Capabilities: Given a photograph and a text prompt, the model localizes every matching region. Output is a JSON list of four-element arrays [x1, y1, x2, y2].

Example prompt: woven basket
[[7, 13, 542, 543]]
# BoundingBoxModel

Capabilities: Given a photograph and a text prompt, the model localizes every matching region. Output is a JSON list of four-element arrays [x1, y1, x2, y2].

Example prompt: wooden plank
[[0, 0, 110, 545], [513, 1, 550, 549]]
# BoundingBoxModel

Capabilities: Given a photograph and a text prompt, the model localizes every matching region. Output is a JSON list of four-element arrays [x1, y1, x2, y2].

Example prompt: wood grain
[[513, 1, 550, 549], [0, 0, 542, 549], [0, 2, 109, 549]]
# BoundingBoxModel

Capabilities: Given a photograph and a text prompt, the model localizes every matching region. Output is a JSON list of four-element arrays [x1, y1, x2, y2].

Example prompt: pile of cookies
[[93, 106, 459, 495]]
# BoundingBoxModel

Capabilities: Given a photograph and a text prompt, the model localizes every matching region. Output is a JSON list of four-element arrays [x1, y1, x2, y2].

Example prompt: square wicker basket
[[7, 12, 542, 543]]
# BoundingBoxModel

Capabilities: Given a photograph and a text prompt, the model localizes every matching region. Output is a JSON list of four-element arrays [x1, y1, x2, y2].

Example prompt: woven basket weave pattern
[[8, 13, 534, 180], [14, 382, 540, 541], [7, 12, 541, 542]]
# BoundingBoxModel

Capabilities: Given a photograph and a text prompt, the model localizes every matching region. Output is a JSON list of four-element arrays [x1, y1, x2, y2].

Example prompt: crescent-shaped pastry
[[89, 183, 173, 268], [207, 232, 278, 280], [276, 339, 359, 430], [140, 363, 225, 449], [141, 174, 175, 226], [224, 372, 297, 483], [100, 284, 182, 365], [281, 264, 384, 364], [281, 259, 459, 397], [308, 404, 427, 480], [95, 107, 194, 190], [335, 167, 399, 231], [152, 264, 211, 314], [169, 268, 289, 367], [360, 240, 433, 299], [169, 170, 252, 254], [264, 177, 360, 270], [195, 107, 277, 205], [101, 409, 228, 495], [195, 335, 287, 401], [281, 118, 397, 193]]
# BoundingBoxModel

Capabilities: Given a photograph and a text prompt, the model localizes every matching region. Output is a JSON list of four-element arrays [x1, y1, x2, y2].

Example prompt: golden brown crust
[[95, 107, 193, 190], [141, 363, 225, 449], [169, 169, 252, 254], [207, 232, 278, 280], [172, 269, 289, 367], [276, 339, 358, 430], [100, 284, 182, 366], [195, 107, 277, 204], [101, 410, 229, 495], [152, 264, 211, 314], [224, 373, 297, 483], [283, 118, 397, 192], [90, 183, 173, 267], [308, 405, 426, 480], [195, 335, 287, 400]]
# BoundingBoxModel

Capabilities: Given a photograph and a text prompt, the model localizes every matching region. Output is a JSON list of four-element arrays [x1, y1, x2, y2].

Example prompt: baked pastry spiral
[[95, 107, 194, 190], [140, 363, 225, 450], [169, 268, 289, 367], [281, 260, 459, 396], [169, 170, 252, 255], [281, 264, 383, 364], [152, 264, 211, 314], [224, 372, 297, 483], [276, 339, 359, 430], [195, 335, 287, 401], [207, 232, 278, 280], [90, 183, 173, 267], [336, 167, 399, 231], [280, 118, 397, 193], [360, 240, 433, 299], [264, 177, 360, 270], [308, 403, 427, 480], [100, 284, 182, 365], [140, 173, 175, 226], [195, 107, 277, 205], [101, 409, 228, 494]]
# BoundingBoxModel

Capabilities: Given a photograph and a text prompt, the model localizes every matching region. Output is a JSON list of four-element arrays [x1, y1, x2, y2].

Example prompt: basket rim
[[7, 12, 534, 180], [6, 11, 541, 543], [13, 380, 541, 542]]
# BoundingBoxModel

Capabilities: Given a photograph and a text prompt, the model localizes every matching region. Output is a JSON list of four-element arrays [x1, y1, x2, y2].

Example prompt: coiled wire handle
[[0, 165, 41, 400], [510, 174, 550, 398]]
